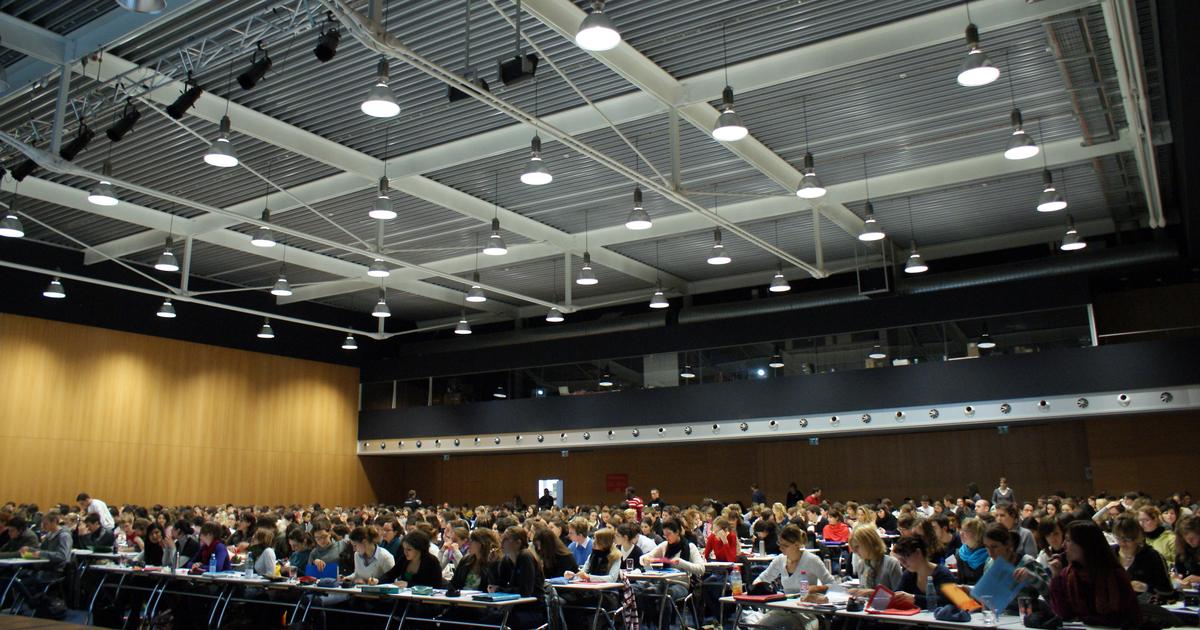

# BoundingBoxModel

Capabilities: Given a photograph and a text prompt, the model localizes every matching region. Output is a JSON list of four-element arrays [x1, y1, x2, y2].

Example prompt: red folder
[[734, 593, 788, 603], [865, 585, 922, 616]]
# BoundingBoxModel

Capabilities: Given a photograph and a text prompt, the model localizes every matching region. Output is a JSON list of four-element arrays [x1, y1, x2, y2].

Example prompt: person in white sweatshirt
[[750, 524, 837, 630]]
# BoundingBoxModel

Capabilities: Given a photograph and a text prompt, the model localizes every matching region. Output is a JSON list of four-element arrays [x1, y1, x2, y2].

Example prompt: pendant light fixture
[[250, 211, 275, 248], [706, 228, 731, 265], [362, 57, 400, 118], [1034, 120, 1068, 212], [455, 312, 472, 335], [546, 261, 565, 323], [956, 3, 1000, 87], [155, 237, 180, 272], [976, 323, 996, 349], [625, 138, 652, 229], [42, 277, 66, 299], [1059, 215, 1086, 251], [157, 298, 176, 318], [576, 0, 621, 51], [768, 221, 791, 292], [372, 288, 391, 318], [369, 123, 397, 219], [577, 210, 598, 285], [768, 349, 785, 369], [483, 174, 508, 255], [0, 184, 25, 238], [857, 154, 885, 242], [270, 265, 292, 297], [88, 158, 118, 206], [1002, 53, 1038, 160], [466, 274, 486, 303], [493, 385, 507, 398], [902, 198, 928, 274], [341, 334, 357, 350], [711, 23, 748, 141], [598, 372, 614, 387], [521, 80, 552, 185], [257, 317, 275, 339], [680, 360, 696, 379], [367, 258, 390, 278], [796, 97, 826, 199], [649, 241, 669, 309], [205, 115, 239, 167]]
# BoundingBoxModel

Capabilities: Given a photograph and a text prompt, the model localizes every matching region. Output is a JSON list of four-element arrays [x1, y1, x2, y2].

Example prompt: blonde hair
[[772, 503, 788, 523], [850, 525, 886, 561], [857, 507, 877, 526], [959, 518, 985, 547], [592, 528, 623, 566]]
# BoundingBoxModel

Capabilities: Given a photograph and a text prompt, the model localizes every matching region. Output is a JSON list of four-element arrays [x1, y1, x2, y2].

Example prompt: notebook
[[472, 592, 521, 602], [305, 562, 338, 580], [734, 593, 788, 603]]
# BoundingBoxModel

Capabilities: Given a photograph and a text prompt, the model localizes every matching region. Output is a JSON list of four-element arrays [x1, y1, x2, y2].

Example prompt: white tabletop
[[0, 558, 49, 566]]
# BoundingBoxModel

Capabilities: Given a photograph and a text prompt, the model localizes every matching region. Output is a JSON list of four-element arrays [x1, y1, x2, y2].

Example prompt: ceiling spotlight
[[1003, 108, 1039, 160], [598, 373, 614, 387], [858, 202, 886, 241], [42, 277, 66, 299], [465, 272, 487, 303], [87, 161, 118, 206], [367, 259, 390, 278], [868, 345, 887, 360], [957, 24, 1000, 87], [493, 386, 507, 398], [1060, 215, 1086, 251], [270, 273, 292, 297], [341, 334, 357, 350], [455, 315, 472, 335], [904, 243, 929, 274], [204, 115, 239, 167], [520, 135, 552, 185], [482, 218, 508, 255], [372, 291, 391, 318], [706, 228, 731, 265], [769, 266, 790, 292], [1036, 169, 1068, 212], [0, 212, 23, 238], [368, 176, 396, 220], [575, 0, 621, 51], [115, 0, 165, 14], [680, 365, 696, 379], [649, 287, 669, 309], [625, 187, 651, 230], [545, 307, 565, 323], [249, 209, 275, 247], [236, 46, 272, 90], [796, 152, 826, 199], [59, 124, 95, 161], [976, 331, 996, 350], [165, 76, 202, 120], [768, 354, 785, 369], [576, 251, 598, 285], [154, 237, 180, 272], [156, 299, 176, 318], [712, 86, 748, 142], [313, 19, 341, 62], [105, 101, 141, 142], [257, 318, 275, 339], [362, 58, 400, 118]]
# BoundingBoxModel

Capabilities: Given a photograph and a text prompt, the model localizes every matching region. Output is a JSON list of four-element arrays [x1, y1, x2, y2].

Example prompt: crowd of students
[[0, 482, 1196, 629]]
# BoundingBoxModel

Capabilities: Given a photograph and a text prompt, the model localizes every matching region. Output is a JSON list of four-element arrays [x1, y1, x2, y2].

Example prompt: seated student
[[381, 530, 442, 587], [821, 509, 850, 544], [228, 511, 255, 548], [615, 522, 644, 569], [1112, 515, 1174, 601], [567, 527, 622, 582], [246, 527, 278, 577], [1049, 521, 1141, 627], [891, 535, 956, 609], [1136, 505, 1175, 565], [982, 523, 1051, 611], [748, 524, 836, 630], [171, 519, 201, 567], [77, 512, 117, 548], [307, 519, 345, 576], [639, 517, 706, 622], [995, 503, 1039, 559], [929, 514, 960, 565], [1176, 515, 1200, 585], [486, 527, 547, 629], [0, 515, 37, 558], [377, 515, 403, 557], [136, 523, 175, 567], [566, 517, 593, 566], [876, 505, 899, 534], [1035, 514, 1069, 568], [848, 525, 903, 596], [751, 519, 781, 555], [348, 525, 395, 584], [703, 516, 739, 562], [191, 522, 232, 572], [449, 528, 500, 591], [286, 529, 312, 575], [12, 510, 72, 611], [533, 525, 578, 579]]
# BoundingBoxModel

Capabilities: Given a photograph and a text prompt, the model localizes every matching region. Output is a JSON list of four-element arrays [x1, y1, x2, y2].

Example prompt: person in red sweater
[[1049, 521, 1140, 627], [623, 487, 644, 522], [822, 509, 850, 543], [702, 517, 739, 562], [804, 487, 823, 506]]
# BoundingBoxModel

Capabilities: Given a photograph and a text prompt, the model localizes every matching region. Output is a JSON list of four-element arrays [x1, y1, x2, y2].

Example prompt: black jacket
[[488, 552, 545, 598], [383, 552, 444, 587]]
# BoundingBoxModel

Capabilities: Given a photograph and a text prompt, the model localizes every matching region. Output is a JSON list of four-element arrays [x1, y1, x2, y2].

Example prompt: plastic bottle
[[925, 575, 937, 612], [799, 570, 809, 598], [245, 551, 254, 578], [730, 567, 743, 596], [208, 553, 217, 575]]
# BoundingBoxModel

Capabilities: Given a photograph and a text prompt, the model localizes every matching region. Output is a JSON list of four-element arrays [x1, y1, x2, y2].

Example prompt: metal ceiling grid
[[422, 251, 650, 306], [319, 286, 465, 322], [9, 195, 151, 248], [0, 0, 114, 67]]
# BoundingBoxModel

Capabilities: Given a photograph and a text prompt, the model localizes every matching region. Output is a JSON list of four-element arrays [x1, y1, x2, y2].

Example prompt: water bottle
[[925, 575, 937, 612], [799, 571, 809, 598], [758, 539, 766, 556], [208, 553, 217, 574], [730, 567, 743, 596], [245, 551, 254, 578]]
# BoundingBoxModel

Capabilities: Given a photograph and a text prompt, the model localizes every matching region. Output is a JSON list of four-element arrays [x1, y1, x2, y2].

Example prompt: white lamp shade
[[368, 195, 396, 220], [520, 158, 553, 186], [362, 83, 400, 118], [1037, 188, 1068, 212], [545, 307, 565, 323], [157, 300, 177, 318], [769, 271, 790, 292], [796, 172, 826, 199], [204, 137, 239, 167], [372, 299, 391, 318], [712, 109, 748, 142], [0, 214, 25, 238], [341, 335, 358, 350], [367, 259, 390, 278], [454, 319, 472, 335], [154, 249, 180, 272], [1004, 131, 1039, 160], [958, 49, 1000, 87], [649, 289, 669, 309], [42, 278, 66, 298], [87, 181, 118, 206], [576, 10, 621, 51], [270, 277, 292, 296], [250, 227, 275, 247]]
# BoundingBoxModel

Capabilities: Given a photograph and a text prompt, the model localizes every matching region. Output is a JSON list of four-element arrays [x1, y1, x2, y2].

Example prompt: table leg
[[497, 605, 512, 630], [589, 592, 604, 630], [381, 598, 400, 630], [658, 581, 668, 630], [206, 584, 229, 628], [215, 584, 237, 627], [0, 567, 22, 609]]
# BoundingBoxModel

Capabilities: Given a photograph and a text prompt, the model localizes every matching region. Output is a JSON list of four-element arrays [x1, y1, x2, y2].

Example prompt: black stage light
[[59, 124, 96, 161], [105, 100, 141, 142], [314, 25, 340, 62], [237, 47, 272, 90], [498, 52, 538, 87], [447, 70, 489, 103], [166, 77, 203, 120], [11, 158, 36, 181]]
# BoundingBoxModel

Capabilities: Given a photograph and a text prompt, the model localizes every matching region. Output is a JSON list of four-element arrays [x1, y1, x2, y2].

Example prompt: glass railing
[[360, 306, 1095, 411]]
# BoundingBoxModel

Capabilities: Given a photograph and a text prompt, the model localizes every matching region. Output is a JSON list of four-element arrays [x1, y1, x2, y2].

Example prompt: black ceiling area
[[0, 0, 1197, 368]]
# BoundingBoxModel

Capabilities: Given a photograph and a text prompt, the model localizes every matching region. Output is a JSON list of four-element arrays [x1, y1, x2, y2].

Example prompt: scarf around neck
[[958, 543, 988, 569]]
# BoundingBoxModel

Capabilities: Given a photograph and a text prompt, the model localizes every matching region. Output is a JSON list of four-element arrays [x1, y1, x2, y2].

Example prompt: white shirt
[[353, 545, 396, 582], [753, 551, 835, 593], [636, 534, 657, 556], [88, 499, 115, 530]]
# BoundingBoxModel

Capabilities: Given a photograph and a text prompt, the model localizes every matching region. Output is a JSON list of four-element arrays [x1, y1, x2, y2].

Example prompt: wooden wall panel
[[1083, 411, 1196, 497], [0, 314, 373, 507]]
